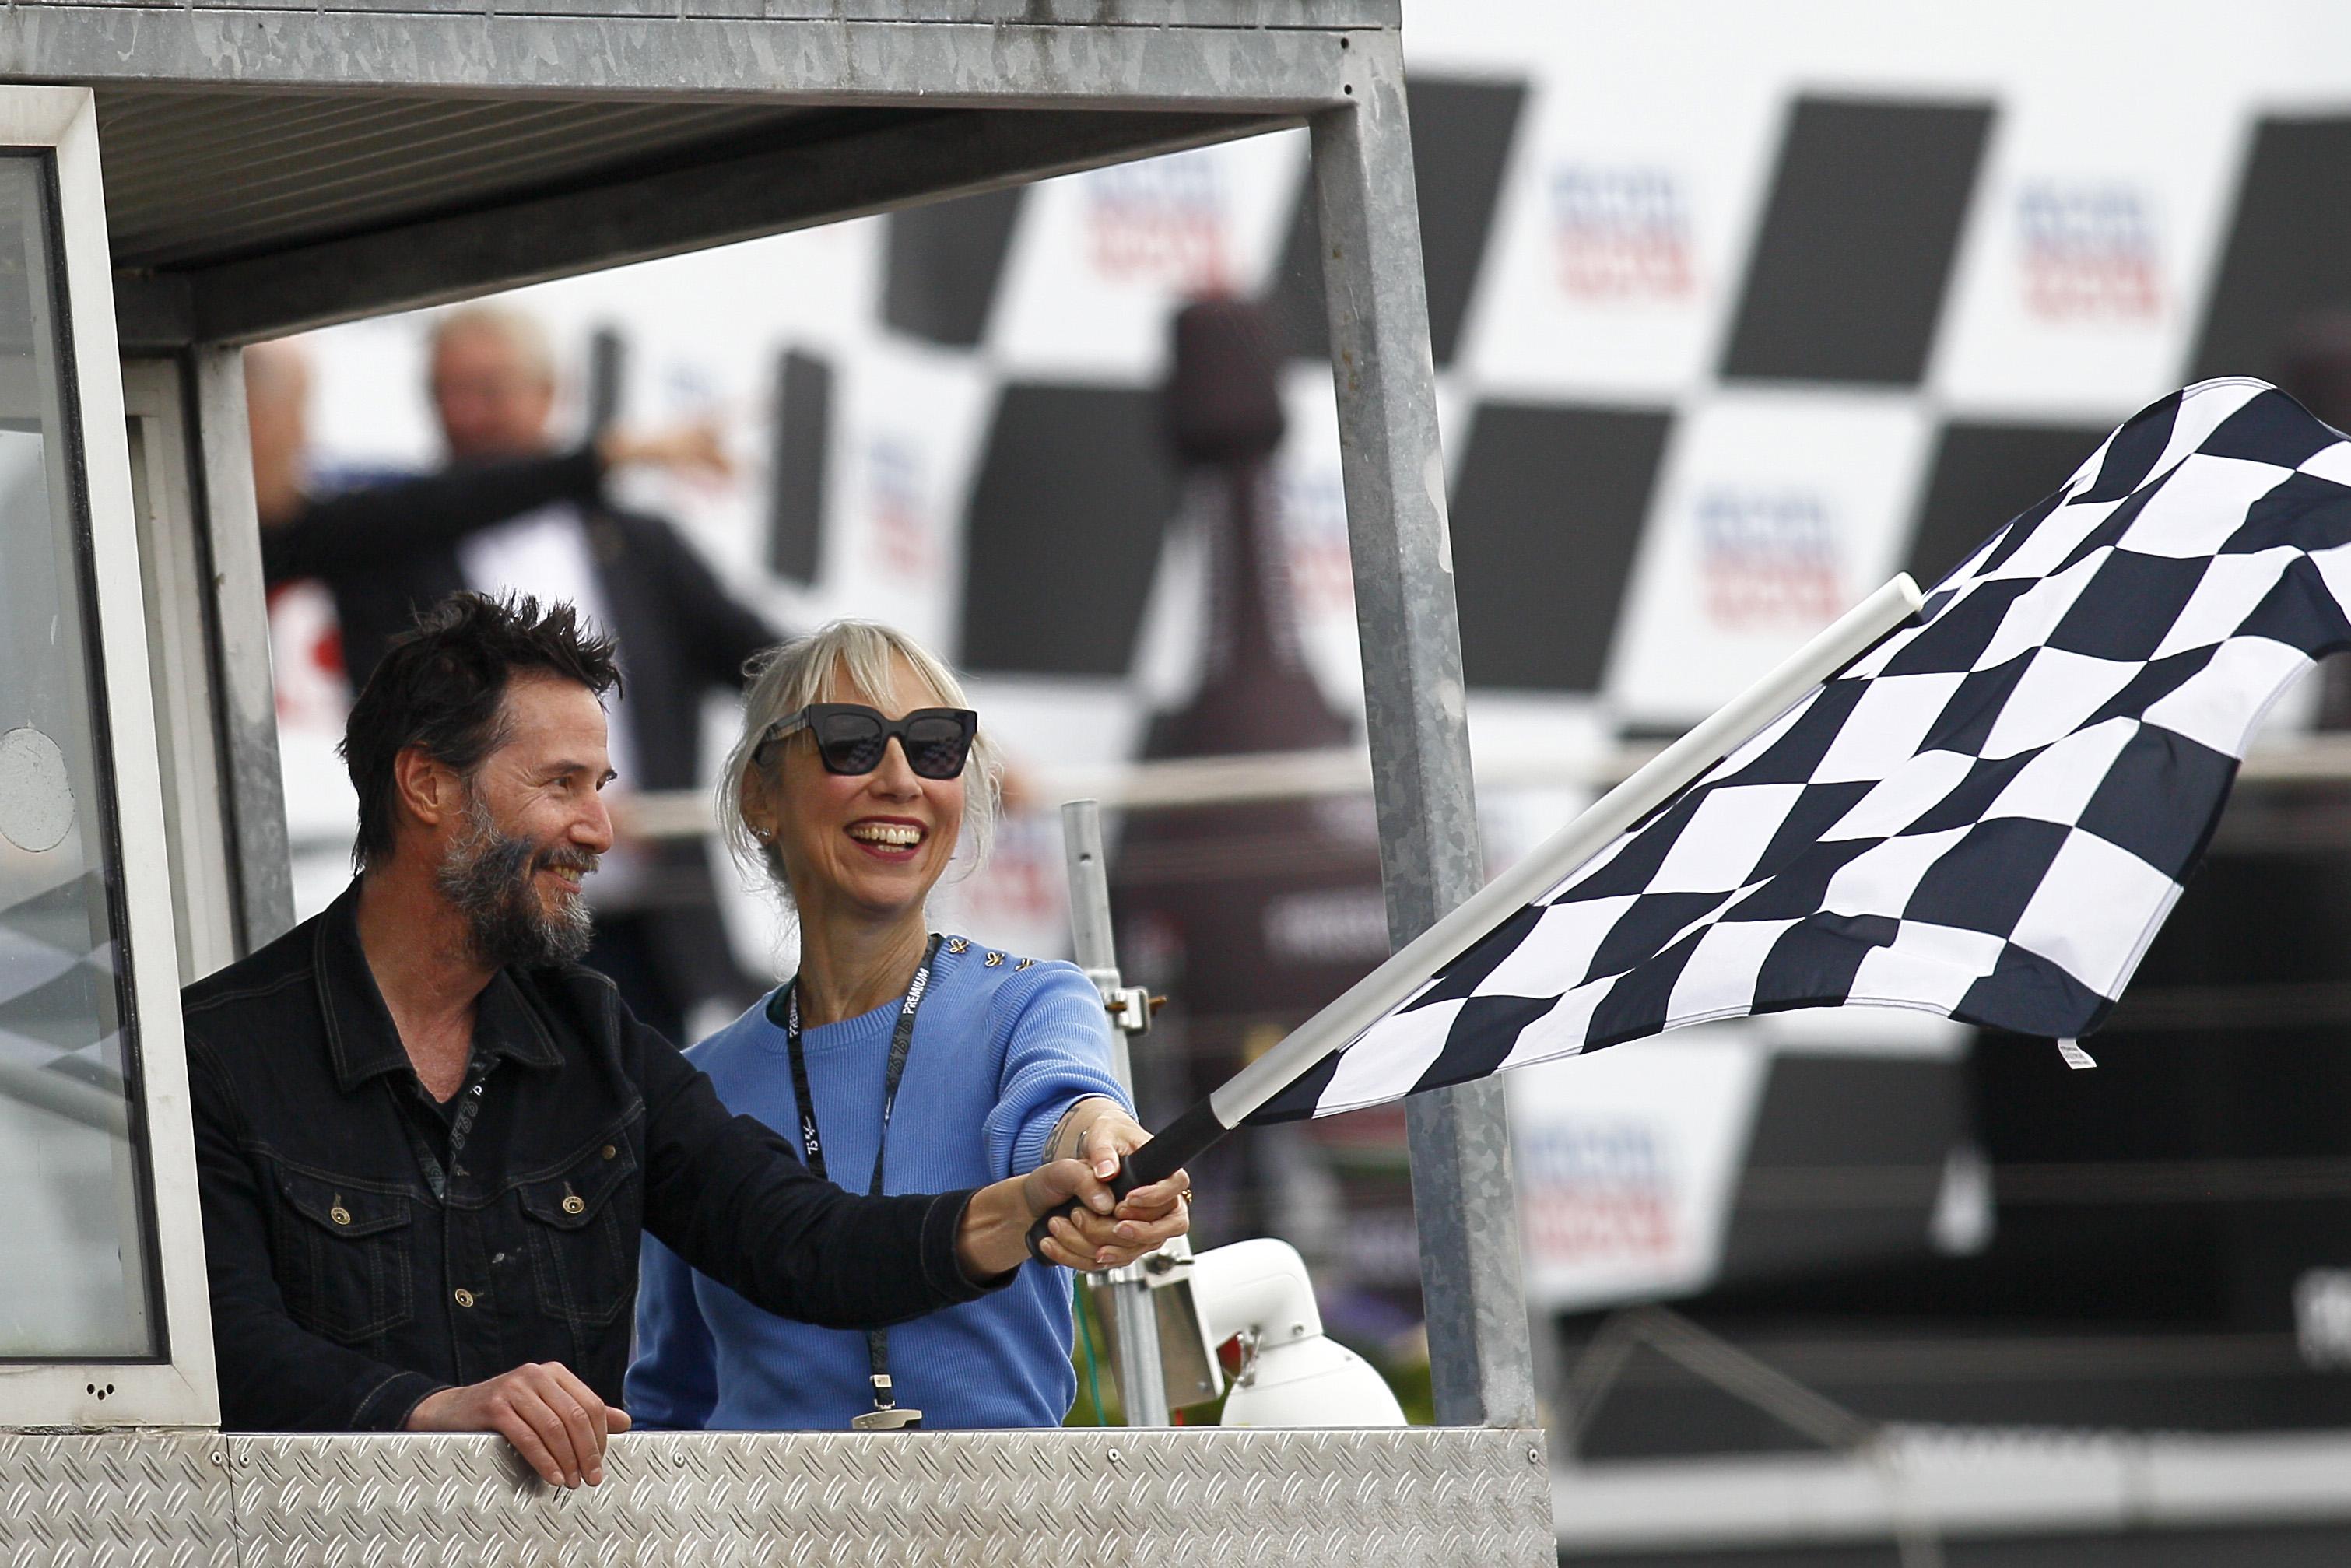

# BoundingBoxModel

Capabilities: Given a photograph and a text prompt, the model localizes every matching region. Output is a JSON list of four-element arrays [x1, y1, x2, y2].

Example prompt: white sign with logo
[[1607, 389, 1929, 727], [988, 134, 1307, 382], [1275, 363, 1368, 721], [1508, 1023, 1769, 1310], [819, 338, 993, 656], [1932, 86, 2243, 418], [1458, 61, 1782, 401]]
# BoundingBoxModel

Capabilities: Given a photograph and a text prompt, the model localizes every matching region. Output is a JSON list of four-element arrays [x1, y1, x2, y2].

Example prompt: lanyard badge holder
[[851, 1372, 919, 1432], [784, 934, 942, 1432]]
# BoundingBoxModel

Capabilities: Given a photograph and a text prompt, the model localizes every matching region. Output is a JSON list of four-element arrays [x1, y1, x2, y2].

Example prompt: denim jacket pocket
[[271, 1167, 414, 1345], [517, 1138, 640, 1329]]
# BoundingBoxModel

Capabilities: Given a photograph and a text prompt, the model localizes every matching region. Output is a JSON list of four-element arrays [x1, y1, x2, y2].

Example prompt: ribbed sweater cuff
[[1011, 1098, 1079, 1178]]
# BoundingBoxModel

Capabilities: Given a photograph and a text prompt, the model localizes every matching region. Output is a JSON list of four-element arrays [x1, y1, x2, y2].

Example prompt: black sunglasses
[[756, 703, 978, 780]]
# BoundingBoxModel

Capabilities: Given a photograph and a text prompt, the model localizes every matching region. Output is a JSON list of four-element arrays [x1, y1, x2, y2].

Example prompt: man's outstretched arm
[[633, 1022, 1187, 1328], [956, 1141, 1189, 1277]]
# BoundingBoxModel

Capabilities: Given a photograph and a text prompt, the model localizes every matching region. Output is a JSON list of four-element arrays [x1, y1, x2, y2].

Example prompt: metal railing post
[[1309, 33, 1538, 1429], [1062, 800, 1170, 1427]]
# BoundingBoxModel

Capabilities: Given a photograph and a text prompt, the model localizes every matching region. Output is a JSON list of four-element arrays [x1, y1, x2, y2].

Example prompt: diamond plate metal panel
[[226, 1428, 1553, 1567], [0, 1430, 233, 1568]]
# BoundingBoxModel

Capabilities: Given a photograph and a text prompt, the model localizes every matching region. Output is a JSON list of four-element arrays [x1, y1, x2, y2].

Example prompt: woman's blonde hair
[[719, 620, 1002, 907]]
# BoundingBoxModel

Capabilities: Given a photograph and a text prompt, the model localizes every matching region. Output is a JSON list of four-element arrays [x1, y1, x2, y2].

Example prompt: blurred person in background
[[247, 337, 732, 677], [247, 310, 784, 1042], [626, 622, 1179, 1430]]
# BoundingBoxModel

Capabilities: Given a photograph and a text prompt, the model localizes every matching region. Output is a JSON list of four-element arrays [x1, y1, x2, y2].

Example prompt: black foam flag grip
[[1023, 1099, 1226, 1265]]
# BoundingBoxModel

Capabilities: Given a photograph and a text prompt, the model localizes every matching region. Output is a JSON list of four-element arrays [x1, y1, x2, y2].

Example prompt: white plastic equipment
[[1188, 1238, 1405, 1429]]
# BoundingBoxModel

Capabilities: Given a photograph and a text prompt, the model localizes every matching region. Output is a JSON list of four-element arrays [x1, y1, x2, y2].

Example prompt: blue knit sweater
[[625, 939, 1128, 1430]]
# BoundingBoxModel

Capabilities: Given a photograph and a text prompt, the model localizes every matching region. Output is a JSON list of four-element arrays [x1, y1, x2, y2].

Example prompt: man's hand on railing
[[406, 1361, 632, 1488]]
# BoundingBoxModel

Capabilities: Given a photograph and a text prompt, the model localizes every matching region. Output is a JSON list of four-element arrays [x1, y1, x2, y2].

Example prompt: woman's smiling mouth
[[847, 821, 924, 850]]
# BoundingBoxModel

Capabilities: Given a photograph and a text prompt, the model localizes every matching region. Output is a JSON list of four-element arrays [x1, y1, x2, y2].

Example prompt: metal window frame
[[121, 358, 240, 987], [121, 350, 296, 963], [0, 86, 218, 1428]]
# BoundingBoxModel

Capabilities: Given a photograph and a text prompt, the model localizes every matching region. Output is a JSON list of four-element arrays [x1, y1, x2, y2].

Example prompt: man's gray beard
[[435, 795, 597, 970]]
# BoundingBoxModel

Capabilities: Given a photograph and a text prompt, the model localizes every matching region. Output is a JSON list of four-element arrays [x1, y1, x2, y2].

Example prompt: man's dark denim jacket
[[183, 882, 997, 1431]]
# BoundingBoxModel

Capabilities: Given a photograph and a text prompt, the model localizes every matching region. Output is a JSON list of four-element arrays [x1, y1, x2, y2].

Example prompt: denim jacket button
[[328, 1205, 351, 1227], [453, 1289, 476, 1309]]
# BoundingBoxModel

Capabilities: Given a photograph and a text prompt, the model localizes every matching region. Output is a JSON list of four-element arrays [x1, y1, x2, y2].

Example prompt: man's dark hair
[[342, 593, 620, 871]]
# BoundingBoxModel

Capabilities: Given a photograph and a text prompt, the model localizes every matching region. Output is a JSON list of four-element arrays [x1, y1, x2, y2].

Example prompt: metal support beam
[[183, 345, 294, 952], [1311, 33, 1536, 1429], [1, 6, 1379, 105], [114, 274, 193, 358], [148, 109, 1286, 346]]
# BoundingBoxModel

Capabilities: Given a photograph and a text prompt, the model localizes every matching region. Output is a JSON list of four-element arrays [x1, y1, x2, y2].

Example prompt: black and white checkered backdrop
[[780, 31, 2351, 736]]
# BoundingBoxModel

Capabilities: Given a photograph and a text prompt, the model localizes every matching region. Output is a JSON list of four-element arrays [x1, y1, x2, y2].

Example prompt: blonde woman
[[626, 623, 1184, 1429]]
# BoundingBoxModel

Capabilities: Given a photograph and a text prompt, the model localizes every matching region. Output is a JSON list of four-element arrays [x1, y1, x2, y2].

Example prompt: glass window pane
[[0, 154, 156, 1358]]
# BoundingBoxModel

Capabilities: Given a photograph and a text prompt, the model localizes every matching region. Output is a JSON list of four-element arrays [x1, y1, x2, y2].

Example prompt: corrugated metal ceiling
[[96, 89, 826, 269]]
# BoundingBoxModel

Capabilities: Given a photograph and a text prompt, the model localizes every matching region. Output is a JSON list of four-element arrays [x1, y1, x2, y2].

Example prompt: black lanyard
[[781, 932, 941, 1415]]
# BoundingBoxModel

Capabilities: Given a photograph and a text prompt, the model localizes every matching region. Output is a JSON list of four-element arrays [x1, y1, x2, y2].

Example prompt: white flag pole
[[1113, 573, 1928, 1186]]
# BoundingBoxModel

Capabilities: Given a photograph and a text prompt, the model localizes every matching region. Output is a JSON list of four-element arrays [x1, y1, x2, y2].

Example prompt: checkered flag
[[1250, 377, 2351, 1124], [0, 868, 130, 1135]]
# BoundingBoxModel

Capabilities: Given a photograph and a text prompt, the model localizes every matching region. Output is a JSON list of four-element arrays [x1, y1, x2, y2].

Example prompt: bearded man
[[184, 593, 1185, 1484]]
